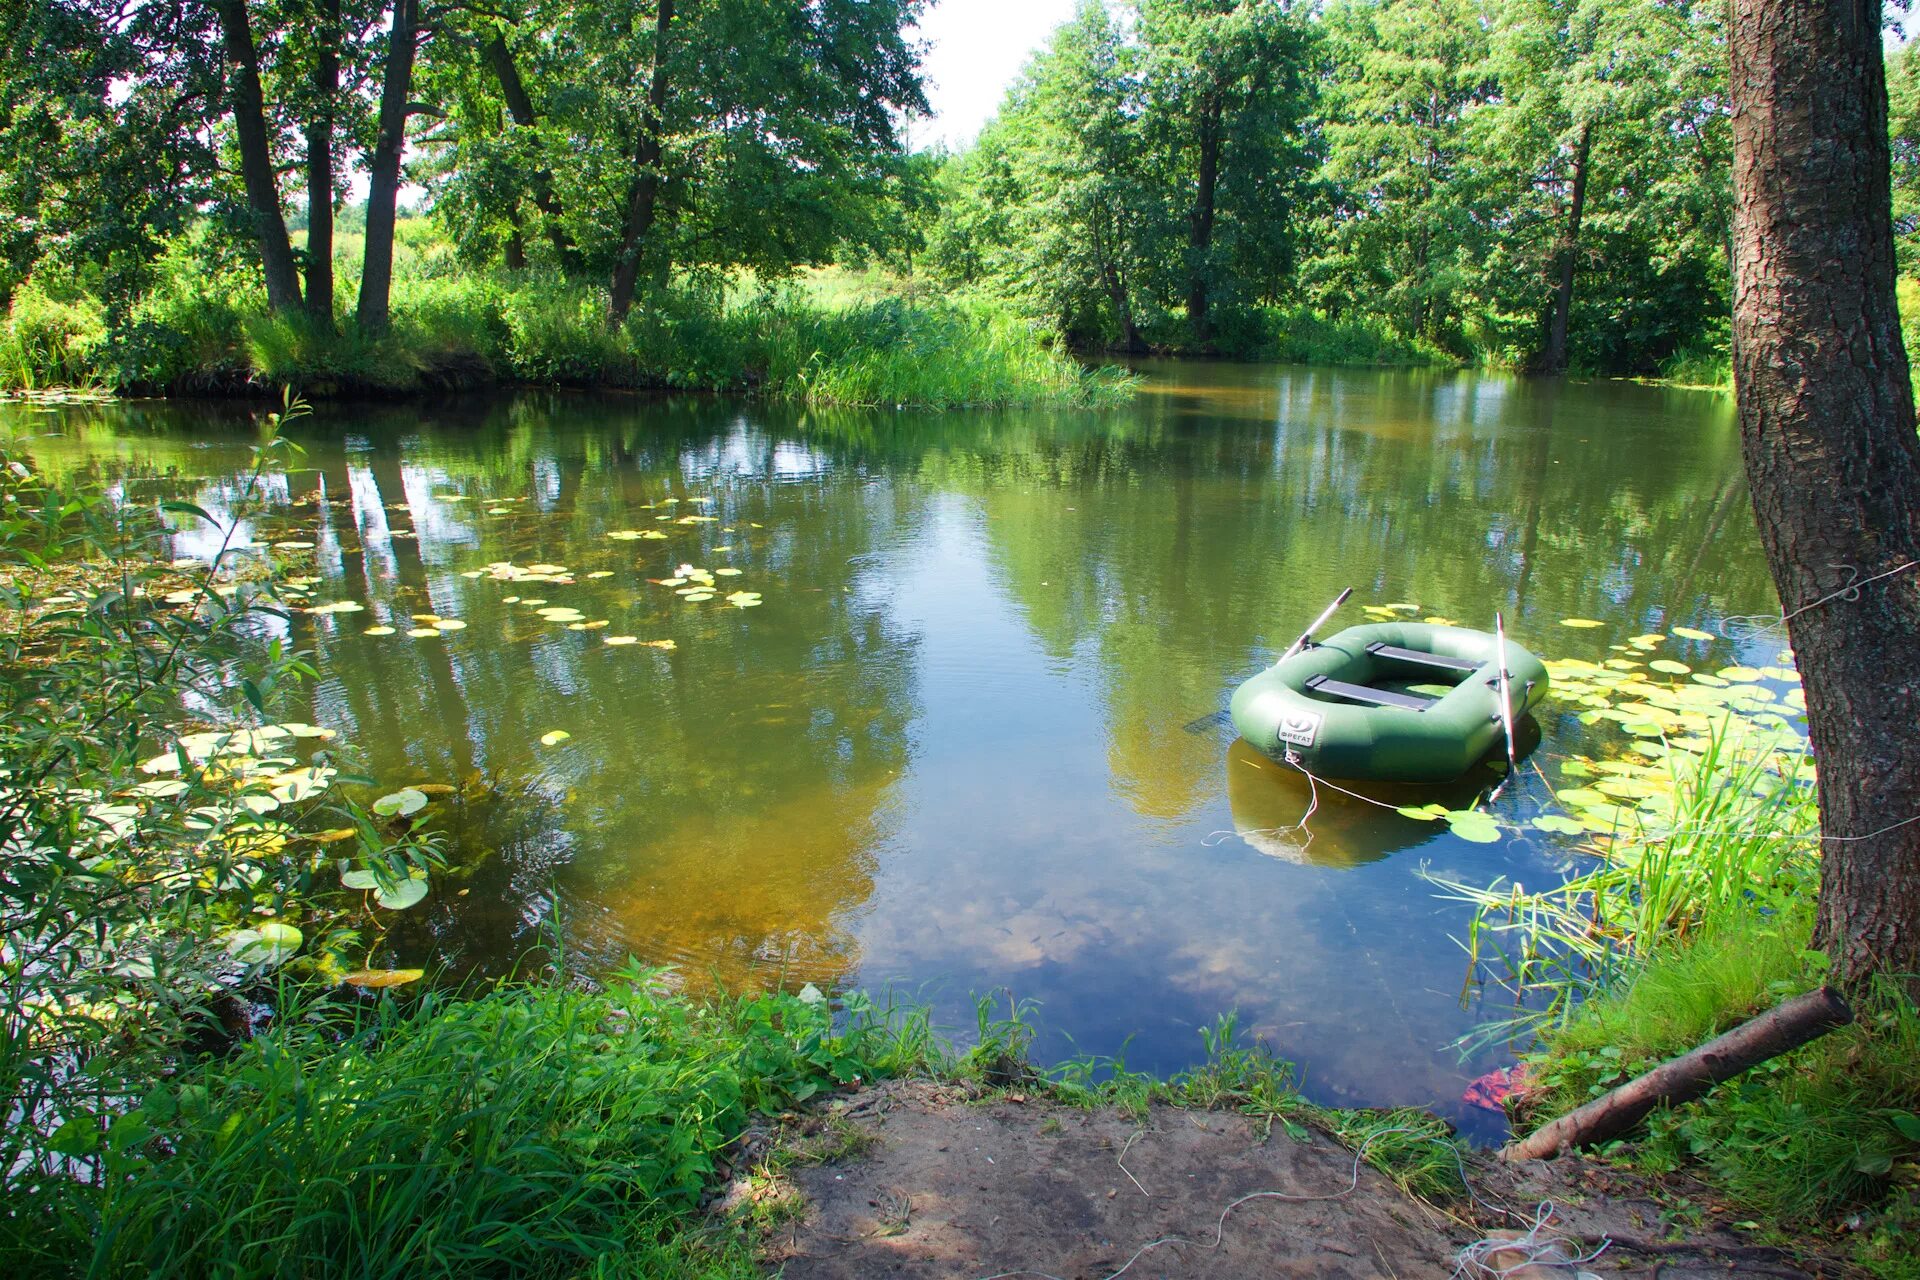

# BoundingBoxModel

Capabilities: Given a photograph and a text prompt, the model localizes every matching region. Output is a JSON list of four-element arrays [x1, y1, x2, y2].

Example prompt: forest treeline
[[6, 0, 1920, 388]]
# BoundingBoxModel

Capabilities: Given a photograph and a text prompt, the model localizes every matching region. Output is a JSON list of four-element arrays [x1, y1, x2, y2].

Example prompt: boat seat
[[1303, 674, 1437, 711], [1364, 641, 1480, 674]]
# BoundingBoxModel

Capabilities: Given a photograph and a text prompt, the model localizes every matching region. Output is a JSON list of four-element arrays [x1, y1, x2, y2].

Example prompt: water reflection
[[2, 364, 1775, 1139]]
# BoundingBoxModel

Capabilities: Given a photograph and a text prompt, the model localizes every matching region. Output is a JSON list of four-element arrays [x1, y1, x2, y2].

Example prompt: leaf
[[228, 922, 302, 966], [344, 968, 425, 989], [371, 788, 429, 818], [1890, 1112, 1920, 1143], [1672, 626, 1715, 641], [375, 876, 429, 910], [1445, 811, 1503, 843], [161, 500, 220, 528], [1559, 618, 1604, 629], [1395, 803, 1448, 821], [341, 868, 380, 890], [540, 730, 571, 746], [364, 625, 396, 636], [1648, 659, 1690, 675], [1530, 815, 1586, 835]]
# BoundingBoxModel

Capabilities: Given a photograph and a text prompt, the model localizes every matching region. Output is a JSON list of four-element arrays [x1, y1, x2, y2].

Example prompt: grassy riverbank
[[0, 246, 1134, 410], [1457, 724, 1920, 1278]]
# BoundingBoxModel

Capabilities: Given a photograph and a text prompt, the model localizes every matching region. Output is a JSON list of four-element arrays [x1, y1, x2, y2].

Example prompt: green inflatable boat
[[1230, 620, 1549, 783]]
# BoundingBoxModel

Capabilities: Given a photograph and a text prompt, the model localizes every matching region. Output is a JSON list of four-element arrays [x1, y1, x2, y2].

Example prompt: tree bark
[[1540, 121, 1591, 375], [358, 0, 421, 333], [1185, 90, 1223, 351], [483, 34, 582, 271], [304, 0, 340, 329], [1504, 988, 1853, 1161], [215, 0, 303, 314], [1729, 0, 1920, 987], [608, 0, 675, 323]]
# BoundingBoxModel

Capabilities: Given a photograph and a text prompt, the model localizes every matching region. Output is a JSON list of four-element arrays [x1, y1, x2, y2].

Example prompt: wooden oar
[[1281, 587, 1353, 663]]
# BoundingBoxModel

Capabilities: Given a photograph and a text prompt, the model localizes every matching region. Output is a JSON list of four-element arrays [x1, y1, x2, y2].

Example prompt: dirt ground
[[746, 1082, 1836, 1280]]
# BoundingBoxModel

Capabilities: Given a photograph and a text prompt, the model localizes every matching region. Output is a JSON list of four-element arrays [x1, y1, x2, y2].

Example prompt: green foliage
[[0, 419, 445, 1220], [0, 248, 1130, 408], [23, 971, 919, 1279]]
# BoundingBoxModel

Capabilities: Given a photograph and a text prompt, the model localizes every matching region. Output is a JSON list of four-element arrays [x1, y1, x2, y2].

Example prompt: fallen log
[[1502, 986, 1853, 1162]]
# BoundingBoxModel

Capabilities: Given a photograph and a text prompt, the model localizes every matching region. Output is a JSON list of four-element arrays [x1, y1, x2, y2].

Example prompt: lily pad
[[364, 625, 397, 636], [341, 868, 380, 890], [343, 969, 425, 989], [1672, 626, 1716, 641], [228, 922, 302, 966], [371, 788, 429, 818], [1529, 815, 1587, 835], [1395, 803, 1450, 822], [1559, 618, 1604, 629], [540, 730, 571, 746], [375, 876, 429, 910], [1445, 810, 1503, 843]]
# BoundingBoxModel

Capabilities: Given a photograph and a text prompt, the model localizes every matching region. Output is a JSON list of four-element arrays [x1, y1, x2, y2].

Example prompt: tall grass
[[1433, 721, 1817, 1036], [1, 254, 1134, 409], [6, 971, 937, 1279], [1443, 724, 1919, 1273]]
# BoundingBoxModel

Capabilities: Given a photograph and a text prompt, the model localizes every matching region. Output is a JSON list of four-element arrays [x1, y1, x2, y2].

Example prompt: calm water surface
[[3, 363, 1785, 1140]]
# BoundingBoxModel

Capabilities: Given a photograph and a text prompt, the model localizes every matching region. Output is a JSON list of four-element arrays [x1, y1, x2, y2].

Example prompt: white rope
[[1720, 559, 1920, 641]]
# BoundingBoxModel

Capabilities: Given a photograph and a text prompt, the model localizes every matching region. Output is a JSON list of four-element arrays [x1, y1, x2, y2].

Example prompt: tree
[[1727, 0, 1920, 986], [1139, 0, 1315, 348], [357, 0, 423, 332], [215, 0, 305, 314]]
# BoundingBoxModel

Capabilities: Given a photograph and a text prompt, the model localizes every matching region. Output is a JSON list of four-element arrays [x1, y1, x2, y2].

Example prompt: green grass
[[1459, 730, 1920, 1276], [4, 970, 939, 1279], [1, 250, 1135, 409]]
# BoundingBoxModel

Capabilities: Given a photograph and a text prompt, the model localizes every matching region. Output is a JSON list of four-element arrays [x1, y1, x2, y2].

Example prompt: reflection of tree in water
[[263, 396, 926, 991], [938, 366, 1771, 834]]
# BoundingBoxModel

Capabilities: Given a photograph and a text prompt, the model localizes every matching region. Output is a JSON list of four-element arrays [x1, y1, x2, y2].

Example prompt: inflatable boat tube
[[1229, 622, 1548, 783]]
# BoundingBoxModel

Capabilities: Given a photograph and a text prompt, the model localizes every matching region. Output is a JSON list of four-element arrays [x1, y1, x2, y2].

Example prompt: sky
[[908, 0, 1081, 150]]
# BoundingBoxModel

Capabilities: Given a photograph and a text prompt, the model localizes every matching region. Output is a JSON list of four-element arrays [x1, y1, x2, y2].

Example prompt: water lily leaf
[[1718, 666, 1764, 682], [344, 969, 425, 989], [605, 635, 638, 646], [1395, 803, 1449, 821], [540, 730, 571, 746], [587, 570, 615, 579], [683, 591, 715, 602], [228, 922, 302, 966], [375, 876, 428, 910], [1672, 626, 1715, 641], [1558, 761, 1595, 778], [406, 628, 440, 638], [341, 868, 380, 890], [372, 788, 429, 818], [133, 778, 190, 798], [1445, 811, 1503, 843], [1530, 815, 1586, 835], [1559, 618, 1604, 629], [433, 619, 467, 631], [364, 625, 397, 636], [307, 828, 358, 844]]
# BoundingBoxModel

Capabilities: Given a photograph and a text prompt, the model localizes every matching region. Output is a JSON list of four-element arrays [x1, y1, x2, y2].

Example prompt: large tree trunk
[[483, 34, 582, 271], [215, 0, 303, 314], [1185, 91, 1223, 351], [358, 0, 421, 333], [1729, 0, 1920, 987], [304, 0, 340, 329], [1541, 121, 1591, 375], [608, 0, 675, 324]]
